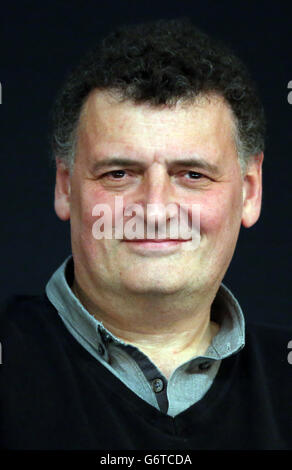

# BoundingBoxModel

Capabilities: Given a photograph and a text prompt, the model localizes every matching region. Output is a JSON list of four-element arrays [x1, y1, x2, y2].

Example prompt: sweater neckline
[[43, 291, 240, 436]]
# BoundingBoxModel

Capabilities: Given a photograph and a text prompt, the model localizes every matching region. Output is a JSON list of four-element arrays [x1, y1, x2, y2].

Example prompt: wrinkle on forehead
[[75, 89, 238, 173]]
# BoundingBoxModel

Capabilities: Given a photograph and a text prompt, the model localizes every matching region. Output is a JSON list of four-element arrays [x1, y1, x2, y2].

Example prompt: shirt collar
[[45, 255, 245, 360]]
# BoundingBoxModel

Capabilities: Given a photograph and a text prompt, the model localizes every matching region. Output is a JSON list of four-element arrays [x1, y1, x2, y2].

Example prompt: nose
[[143, 162, 170, 198], [139, 164, 179, 237]]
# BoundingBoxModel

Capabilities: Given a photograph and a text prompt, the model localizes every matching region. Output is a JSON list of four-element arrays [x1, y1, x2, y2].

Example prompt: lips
[[122, 239, 190, 242], [121, 238, 194, 256]]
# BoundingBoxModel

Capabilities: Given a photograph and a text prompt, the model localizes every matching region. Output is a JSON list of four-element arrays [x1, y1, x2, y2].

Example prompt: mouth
[[122, 239, 191, 243], [121, 238, 193, 256]]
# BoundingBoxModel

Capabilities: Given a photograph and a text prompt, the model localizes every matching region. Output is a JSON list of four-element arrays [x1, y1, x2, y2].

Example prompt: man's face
[[55, 91, 263, 298]]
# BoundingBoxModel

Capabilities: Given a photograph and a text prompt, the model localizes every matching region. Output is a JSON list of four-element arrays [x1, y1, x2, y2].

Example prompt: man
[[1, 18, 291, 450]]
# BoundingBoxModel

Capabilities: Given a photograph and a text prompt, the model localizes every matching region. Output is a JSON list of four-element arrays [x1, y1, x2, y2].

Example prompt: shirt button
[[198, 361, 212, 371], [151, 378, 164, 393], [97, 343, 105, 356]]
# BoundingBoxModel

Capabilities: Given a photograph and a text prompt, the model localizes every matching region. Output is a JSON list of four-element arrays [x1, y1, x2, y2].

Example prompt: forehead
[[76, 90, 237, 162]]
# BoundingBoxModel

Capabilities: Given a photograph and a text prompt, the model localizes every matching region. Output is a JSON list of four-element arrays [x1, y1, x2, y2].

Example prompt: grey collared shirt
[[45, 255, 245, 417]]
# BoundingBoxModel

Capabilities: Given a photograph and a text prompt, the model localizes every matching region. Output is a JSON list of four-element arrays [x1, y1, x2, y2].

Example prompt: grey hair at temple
[[51, 18, 266, 175]]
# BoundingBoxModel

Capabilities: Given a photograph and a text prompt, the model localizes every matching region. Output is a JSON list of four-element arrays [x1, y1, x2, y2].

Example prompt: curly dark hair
[[51, 18, 265, 172]]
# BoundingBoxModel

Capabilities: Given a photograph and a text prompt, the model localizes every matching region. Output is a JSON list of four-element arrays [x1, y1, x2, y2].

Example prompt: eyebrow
[[90, 157, 220, 175]]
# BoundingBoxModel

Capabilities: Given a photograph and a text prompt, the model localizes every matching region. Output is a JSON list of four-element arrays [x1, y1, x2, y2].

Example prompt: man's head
[[52, 19, 264, 302]]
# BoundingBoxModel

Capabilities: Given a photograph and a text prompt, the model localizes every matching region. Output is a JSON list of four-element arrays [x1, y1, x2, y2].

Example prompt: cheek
[[197, 187, 243, 236], [74, 188, 136, 246], [70, 185, 117, 240]]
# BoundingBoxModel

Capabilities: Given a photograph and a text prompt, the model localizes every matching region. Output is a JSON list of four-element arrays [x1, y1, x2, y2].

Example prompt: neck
[[72, 277, 220, 378]]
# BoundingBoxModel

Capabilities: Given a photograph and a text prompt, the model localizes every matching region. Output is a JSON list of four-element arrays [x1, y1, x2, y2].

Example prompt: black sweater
[[0, 293, 291, 450]]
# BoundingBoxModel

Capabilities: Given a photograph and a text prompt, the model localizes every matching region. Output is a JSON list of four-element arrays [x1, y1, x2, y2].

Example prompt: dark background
[[1, 1, 291, 325]]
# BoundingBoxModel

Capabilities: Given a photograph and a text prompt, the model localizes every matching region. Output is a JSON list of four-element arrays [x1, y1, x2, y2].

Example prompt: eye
[[185, 171, 203, 179], [98, 169, 136, 187], [102, 170, 127, 179], [176, 170, 210, 188]]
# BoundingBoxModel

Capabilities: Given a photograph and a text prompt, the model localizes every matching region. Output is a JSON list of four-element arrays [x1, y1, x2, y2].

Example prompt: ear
[[241, 153, 264, 228], [54, 159, 71, 221]]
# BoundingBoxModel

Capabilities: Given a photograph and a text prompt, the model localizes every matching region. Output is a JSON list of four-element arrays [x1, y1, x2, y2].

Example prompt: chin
[[121, 274, 185, 295]]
